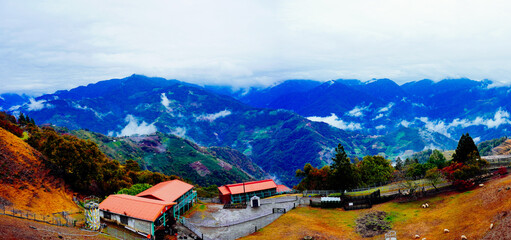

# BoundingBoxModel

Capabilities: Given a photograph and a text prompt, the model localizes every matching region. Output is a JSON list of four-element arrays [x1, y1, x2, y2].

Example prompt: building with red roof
[[98, 180, 197, 238], [218, 179, 290, 204]]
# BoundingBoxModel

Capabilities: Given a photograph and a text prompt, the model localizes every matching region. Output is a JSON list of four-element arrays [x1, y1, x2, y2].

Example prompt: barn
[[218, 179, 291, 204], [99, 180, 197, 238]]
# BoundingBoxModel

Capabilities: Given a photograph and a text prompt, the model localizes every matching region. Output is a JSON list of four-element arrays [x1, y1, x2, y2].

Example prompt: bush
[[497, 166, 508, 176]]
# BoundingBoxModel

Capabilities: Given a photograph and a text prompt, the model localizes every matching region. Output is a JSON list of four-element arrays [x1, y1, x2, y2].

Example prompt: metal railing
[[0, 204, 74, 227]]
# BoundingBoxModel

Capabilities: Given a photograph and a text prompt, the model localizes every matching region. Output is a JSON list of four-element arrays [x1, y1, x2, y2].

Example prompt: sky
[[2, 0, 511, 94]]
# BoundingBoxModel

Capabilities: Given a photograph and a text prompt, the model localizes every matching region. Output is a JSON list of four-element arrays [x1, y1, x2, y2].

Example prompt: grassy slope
[[491, 138, 511, 155], [0, 128, 79, 215], [242, 175, 511, 240]]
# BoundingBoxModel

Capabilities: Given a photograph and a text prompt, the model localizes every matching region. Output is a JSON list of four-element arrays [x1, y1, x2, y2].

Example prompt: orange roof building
[[136, 180, 194, 202], [98, 180, 197, 238], [99, 194, 175, 222], [218, 179, 289, 204]]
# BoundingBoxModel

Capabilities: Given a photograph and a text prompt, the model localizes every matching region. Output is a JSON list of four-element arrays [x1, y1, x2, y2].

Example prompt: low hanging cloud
[[307, 113, 362, 131], [117, 115, 157, 136], [27, 98, 53, 111], [399, 120, 411, 128], [416, 108, 511, 138], [373, 113, 384, 120], [196, 110, 231, 122], [171, 127, 187, 138], [346, 105, 369, 117], [378, 102, 395, 113], [160, 93, 172, 110]]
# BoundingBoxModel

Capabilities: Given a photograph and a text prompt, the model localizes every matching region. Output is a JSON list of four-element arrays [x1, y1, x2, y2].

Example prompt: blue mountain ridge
[[2, 75, 482, 186]]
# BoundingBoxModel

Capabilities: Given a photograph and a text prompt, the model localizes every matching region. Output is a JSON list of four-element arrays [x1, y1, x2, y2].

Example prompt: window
[[104, 212, 111, 220], [120, 215, 128, 225]]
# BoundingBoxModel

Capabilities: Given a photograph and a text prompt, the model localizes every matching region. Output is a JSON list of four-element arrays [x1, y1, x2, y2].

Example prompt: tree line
[[295, 133, 490, 191]]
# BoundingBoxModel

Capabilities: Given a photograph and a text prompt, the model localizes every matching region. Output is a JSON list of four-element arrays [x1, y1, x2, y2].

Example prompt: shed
[[218, 179, 288, 204], [250, 195, 261, 208]]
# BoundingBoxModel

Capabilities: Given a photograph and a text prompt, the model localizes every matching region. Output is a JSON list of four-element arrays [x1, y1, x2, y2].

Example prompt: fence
[[183, 200, 297, 240], [260, 196, 298, 205], [103, 226, 146, 240], [198, 197, 221, 204], [182, 219, 214, 240], [0, 204, 74, 227]]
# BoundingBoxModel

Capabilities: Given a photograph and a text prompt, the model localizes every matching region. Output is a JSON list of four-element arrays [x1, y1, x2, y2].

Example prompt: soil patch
[[355, 211, 391, 238]]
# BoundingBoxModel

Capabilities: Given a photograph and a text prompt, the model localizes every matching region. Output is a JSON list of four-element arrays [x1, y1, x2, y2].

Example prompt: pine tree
[[18, 113, 26, 125], [330, 144, 358, 191], [395, 157, 403, 171], [452, 133, 480, 164]]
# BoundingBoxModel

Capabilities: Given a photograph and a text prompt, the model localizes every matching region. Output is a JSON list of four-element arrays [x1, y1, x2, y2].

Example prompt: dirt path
[[0, 214, 108, 240]]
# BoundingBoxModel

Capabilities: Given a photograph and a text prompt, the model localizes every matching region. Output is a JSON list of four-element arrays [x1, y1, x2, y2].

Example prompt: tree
[[395, 157, 403, 171], [357, 156, 394, 186], [404, 158, 413, 167], [117, 183, 153, 195], [125, 159, 141, 172], [425, 167, 443, 191], [18, 113, 26, 125], [428, 149, 447, 168], [330, 144, 358, 191], [452, 133, 480, 164], [295, 163, 331, 190]]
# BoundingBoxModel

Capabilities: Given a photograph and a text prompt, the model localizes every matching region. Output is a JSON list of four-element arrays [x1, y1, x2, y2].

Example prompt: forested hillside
[[64, 129, 267, 186]]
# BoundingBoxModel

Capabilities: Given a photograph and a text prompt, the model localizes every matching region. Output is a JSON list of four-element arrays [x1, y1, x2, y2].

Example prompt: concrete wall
[[100, 210, 152, 234]]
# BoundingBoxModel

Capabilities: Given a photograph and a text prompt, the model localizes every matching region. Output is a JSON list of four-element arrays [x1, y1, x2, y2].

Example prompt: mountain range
[[4, 75, 509, 185], [211, 78, 511, 142]]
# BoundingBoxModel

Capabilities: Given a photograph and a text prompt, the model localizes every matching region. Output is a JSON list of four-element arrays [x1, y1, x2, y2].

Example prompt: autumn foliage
[[23, 122, 181, 196], [0, 112, 23, 137]]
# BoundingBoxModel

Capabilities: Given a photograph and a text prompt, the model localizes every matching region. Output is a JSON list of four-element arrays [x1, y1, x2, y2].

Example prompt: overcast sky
[[2, 0, 511, 94]]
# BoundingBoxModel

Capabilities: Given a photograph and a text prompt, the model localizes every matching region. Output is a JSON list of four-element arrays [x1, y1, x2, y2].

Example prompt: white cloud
[[161, 93, 172, 110], [27, 98, 53, 111], [307, 113, 362, 131], [378, 103, 395, 113], [346, 105, 368, 117], [373, 113, 384, 120], [417, 117, 451, 137], [73, 103, 88, 110], [416, 108, 511, 138], [117, 115, 157, 136], [8, 105, 21, 111], [375, 125, 386, 130], [473, 137, 481, 143], [196, 110, 231, 122], [3, 1, 511, 94], [171, 127, 187, 138], [400, 120, 411, 128]]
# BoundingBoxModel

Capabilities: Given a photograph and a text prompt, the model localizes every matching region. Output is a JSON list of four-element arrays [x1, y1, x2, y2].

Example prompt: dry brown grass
[[241, 175, 511, 240], [0, 128, 79, 215]]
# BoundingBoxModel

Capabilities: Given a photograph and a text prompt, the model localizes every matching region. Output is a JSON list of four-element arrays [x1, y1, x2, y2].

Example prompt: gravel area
[[186, 197, 299, 240]]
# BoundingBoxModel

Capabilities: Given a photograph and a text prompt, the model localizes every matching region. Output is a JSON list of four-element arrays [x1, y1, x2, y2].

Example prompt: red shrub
[[496, 166, 508, 176], [0, 119, 23, 137]]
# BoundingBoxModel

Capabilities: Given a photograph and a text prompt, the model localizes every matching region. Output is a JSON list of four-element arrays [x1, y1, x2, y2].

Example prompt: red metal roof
[[99, 194, 175, 222], [136, 180, 194, 202], [276, 184, 291, 193], [218, 179, 278, 195], [218, 186, 230, 195]]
